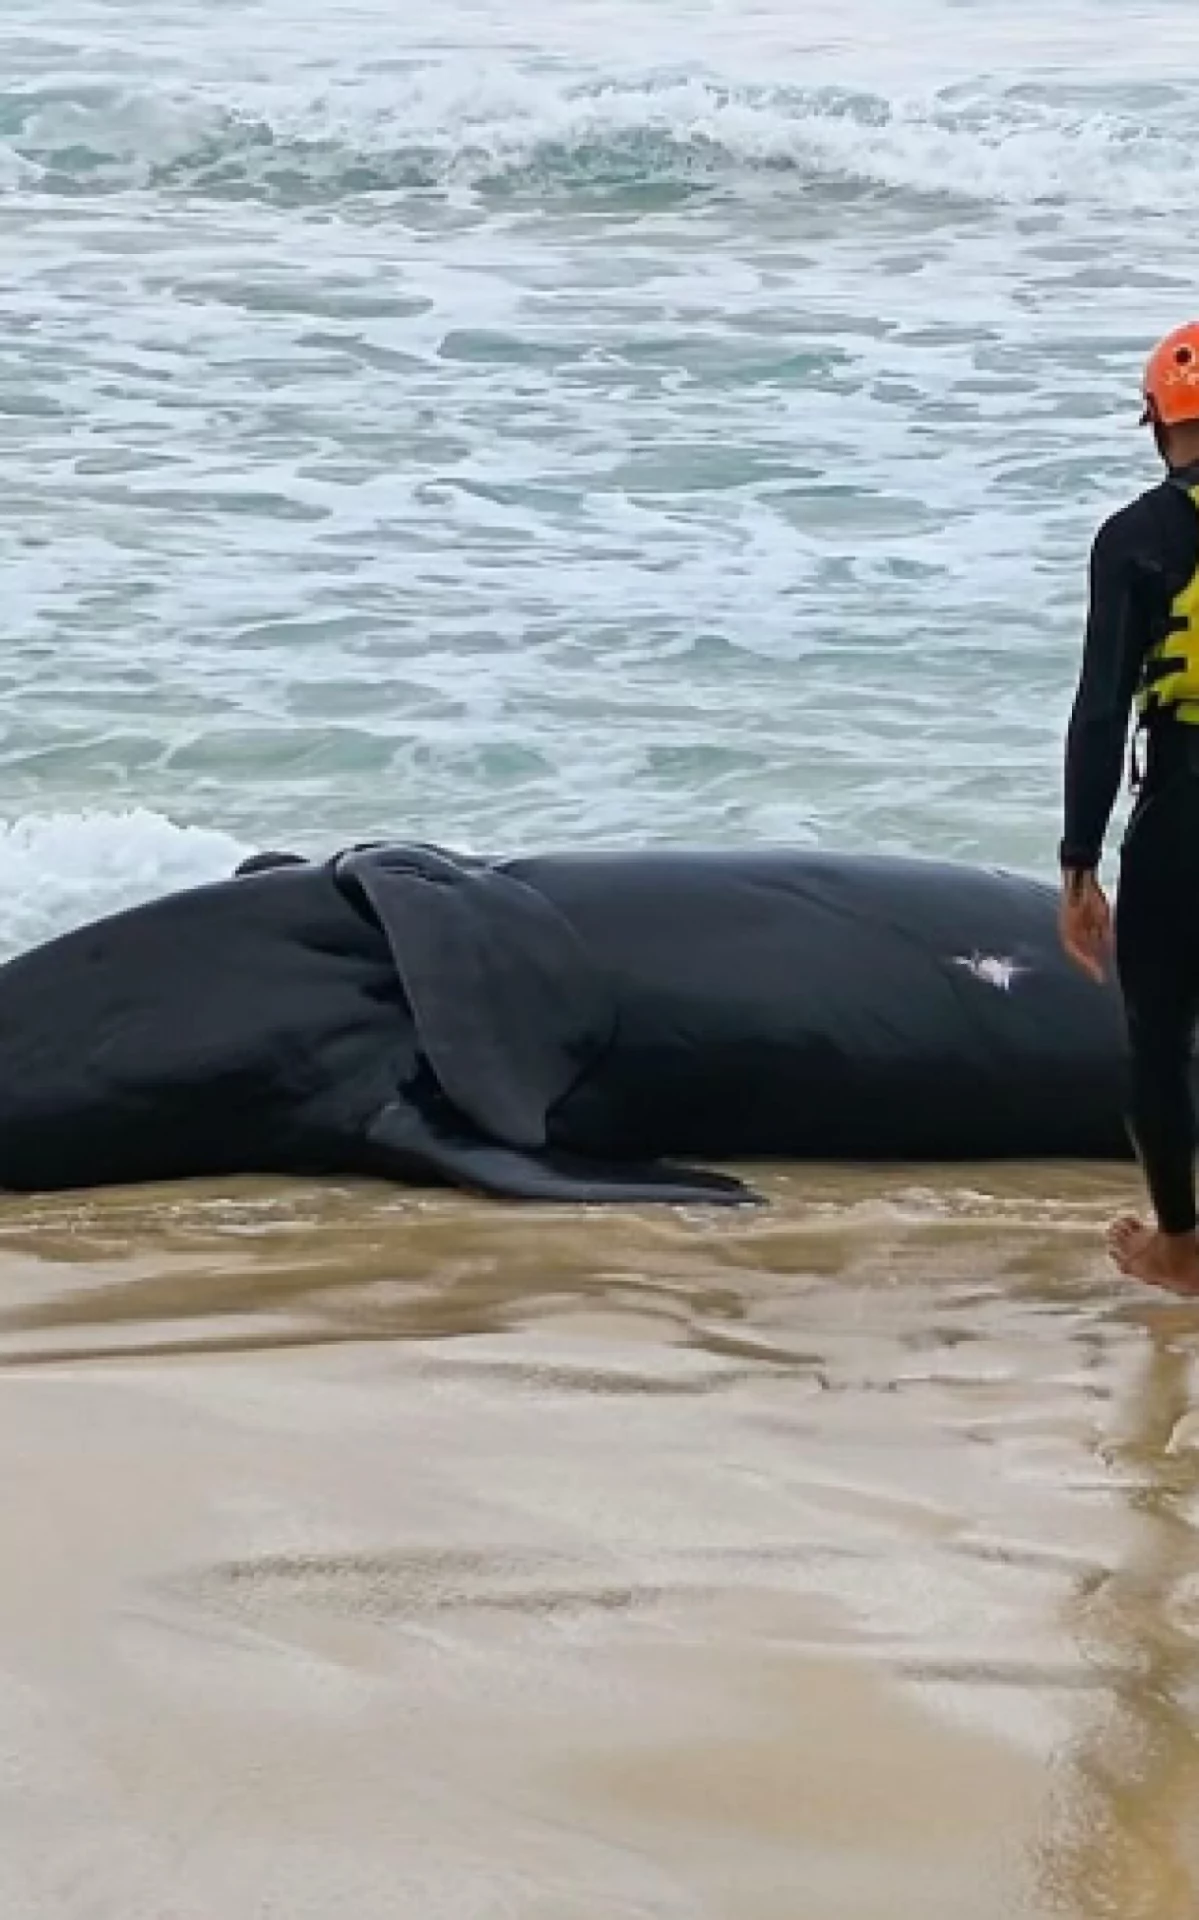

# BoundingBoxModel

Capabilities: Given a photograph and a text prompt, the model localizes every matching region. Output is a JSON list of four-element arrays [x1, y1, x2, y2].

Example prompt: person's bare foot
[[1107, 1215, 1199, 1294]]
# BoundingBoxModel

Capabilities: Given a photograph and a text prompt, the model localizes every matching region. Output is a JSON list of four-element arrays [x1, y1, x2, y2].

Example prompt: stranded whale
[[0, 841, 1133, 1204]]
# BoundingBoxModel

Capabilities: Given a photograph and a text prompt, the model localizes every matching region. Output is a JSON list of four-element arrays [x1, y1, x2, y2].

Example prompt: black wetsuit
[[1062, 459, 1199, 1234]]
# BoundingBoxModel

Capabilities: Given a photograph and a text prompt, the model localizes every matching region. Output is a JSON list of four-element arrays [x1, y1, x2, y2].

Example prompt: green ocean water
[[1, 0, 1196, 953]]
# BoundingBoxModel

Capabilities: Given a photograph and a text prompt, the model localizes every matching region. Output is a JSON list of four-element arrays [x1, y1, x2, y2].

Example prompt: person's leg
[[1111, 782, 1199, 1290]]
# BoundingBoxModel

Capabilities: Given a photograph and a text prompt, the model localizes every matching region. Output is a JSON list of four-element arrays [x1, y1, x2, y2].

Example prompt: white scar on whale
[[952, 953, 1028, 992]]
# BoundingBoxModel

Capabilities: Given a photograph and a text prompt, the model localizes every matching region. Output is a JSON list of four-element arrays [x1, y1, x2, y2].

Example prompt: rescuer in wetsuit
[[1060, 320, 1199, 1293]]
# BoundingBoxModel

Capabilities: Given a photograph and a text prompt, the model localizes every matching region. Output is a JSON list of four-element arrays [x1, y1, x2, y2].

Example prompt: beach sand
[[0, 1165, 1196, 1918]]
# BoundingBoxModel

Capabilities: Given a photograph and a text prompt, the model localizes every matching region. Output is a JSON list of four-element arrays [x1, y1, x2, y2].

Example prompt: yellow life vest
[[1137, 481, 1199, 724]]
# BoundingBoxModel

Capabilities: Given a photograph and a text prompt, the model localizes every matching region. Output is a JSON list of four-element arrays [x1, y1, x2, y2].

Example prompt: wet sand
[[0, 1164, 1197, 1919]]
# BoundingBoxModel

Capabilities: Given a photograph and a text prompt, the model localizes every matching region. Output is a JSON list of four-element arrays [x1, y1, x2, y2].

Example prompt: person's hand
[[1059, 869, 1112, 984]]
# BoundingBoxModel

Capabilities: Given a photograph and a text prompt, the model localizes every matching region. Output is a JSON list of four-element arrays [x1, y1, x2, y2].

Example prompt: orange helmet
[[1141, 321, 1199, 426]]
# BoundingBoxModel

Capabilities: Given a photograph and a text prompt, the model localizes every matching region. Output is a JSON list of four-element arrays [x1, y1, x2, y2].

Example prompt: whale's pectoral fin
[[366, 1100, 757, 1207], [334, 844, 614, 1150], [336, 843, 760, 1204]]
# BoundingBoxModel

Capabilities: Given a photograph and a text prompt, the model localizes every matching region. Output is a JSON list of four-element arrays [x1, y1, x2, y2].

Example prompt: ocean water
[[1, 0, 1196, 958]]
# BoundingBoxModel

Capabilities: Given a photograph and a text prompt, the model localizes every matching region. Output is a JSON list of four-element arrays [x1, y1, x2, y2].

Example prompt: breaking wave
[[0, 811, 245, 960], [0, 69, 1187, 211]]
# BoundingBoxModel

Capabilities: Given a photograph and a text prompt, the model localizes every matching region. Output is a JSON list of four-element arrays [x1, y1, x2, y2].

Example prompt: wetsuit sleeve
[[1059, 515, 1148, 873]]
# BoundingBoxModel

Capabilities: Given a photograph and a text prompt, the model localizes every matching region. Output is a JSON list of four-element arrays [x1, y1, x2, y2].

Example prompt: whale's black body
[[0, 842, 1135, 1205]]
